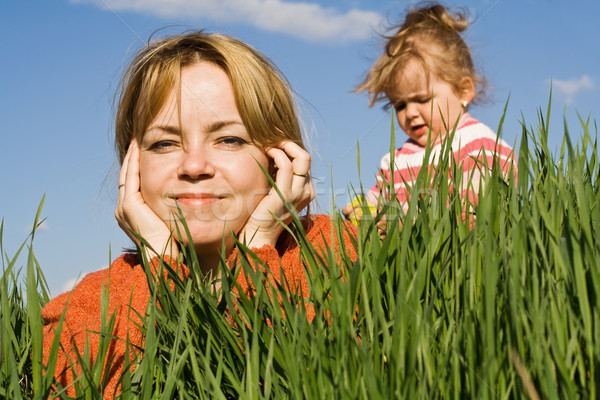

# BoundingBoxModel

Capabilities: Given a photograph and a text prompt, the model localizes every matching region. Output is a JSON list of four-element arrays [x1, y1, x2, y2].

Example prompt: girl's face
[[139, 61, 270, 256], [387, 60, 470, 146]]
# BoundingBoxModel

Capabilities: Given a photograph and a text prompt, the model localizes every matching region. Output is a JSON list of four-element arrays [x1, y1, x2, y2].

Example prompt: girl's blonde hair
[[115, 30, 304, 163], [357, 2, 487, 108]]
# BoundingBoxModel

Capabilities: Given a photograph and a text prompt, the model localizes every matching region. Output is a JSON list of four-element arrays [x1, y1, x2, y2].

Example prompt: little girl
[[343, 2, 515, 225]]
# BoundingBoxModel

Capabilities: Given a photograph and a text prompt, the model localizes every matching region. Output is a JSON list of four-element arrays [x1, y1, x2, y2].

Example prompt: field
[[2, 104, 599, 399]]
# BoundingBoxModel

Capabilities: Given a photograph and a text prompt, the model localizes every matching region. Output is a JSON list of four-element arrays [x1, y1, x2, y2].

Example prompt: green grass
[[2, 104, 600, 398]]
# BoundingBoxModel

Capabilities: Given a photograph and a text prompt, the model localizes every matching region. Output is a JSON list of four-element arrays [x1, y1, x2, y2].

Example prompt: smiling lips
[[169, 193, 222, 207]]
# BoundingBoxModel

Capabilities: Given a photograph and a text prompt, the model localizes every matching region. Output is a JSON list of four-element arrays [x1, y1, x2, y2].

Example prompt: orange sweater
[[42, 214, 356, 398]]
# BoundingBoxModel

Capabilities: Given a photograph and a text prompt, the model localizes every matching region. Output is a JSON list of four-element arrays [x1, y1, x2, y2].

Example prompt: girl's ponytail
[[357, 2, 487, 108], [403, 3, 470, 34]]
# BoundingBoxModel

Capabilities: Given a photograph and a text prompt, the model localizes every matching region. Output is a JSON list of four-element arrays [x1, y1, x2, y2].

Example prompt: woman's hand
[[115, 140, 178, 260], [239, 141, 315, 248]]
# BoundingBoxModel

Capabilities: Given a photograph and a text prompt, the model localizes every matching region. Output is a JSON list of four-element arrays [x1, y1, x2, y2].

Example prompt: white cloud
[[71, 0, 382, 42], [60, 276, 84, 293], [60, 265, 107, 293], [552, 75, 595, 103], [25, 220, 49, 233]]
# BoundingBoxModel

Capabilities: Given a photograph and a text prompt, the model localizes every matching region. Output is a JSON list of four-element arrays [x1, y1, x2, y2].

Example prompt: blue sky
[[2, 0, 599, 296]]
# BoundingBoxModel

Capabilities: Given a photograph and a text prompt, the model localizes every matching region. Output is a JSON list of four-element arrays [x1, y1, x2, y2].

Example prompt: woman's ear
[[458, 76, 476, 104]]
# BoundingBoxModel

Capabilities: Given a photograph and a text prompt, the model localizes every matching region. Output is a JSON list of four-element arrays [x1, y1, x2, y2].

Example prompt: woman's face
[[139, 61, 270, 255]]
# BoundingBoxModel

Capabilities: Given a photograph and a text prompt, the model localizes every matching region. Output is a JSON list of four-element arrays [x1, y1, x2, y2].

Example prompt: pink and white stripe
[[367, 113, 517, 207]]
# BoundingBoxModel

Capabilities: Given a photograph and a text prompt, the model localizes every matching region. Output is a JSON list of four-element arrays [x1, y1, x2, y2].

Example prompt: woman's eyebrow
[[206, 120, 244, 132], [145, 125, 181, 135], [145, 120, 245, 135]]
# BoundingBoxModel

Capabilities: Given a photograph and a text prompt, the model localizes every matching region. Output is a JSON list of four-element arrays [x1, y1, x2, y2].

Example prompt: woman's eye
[[148, 140, 176, 151], [394, 102, 406, 111], [219, 136, 248, 146], [419, 96, 431, 104]]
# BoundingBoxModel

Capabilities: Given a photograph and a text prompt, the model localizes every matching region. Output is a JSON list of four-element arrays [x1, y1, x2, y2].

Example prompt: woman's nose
[[178, 146, 215, 180]]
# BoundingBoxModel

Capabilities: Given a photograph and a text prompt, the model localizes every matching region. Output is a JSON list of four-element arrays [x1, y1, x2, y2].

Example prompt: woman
[[42, 31, 356, 398]]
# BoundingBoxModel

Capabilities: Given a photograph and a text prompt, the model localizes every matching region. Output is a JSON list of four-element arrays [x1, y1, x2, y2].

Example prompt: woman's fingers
[[117, 141, 133, 208], [279, 141, 311, 191], [240, 141, 313, 248], [266, 142, 314, 203], [124, 140, 141, 197], [115, 140, 177, 257], [116, 140, 141, 222], [265, 147, 293, 192], [280, 141, 313, 197], [116, 140, 139, 231]]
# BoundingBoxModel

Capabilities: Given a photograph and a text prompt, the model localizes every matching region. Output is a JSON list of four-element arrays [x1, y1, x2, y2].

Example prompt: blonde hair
[[114, 30, 304, 163], [357, 2, 487, 108]]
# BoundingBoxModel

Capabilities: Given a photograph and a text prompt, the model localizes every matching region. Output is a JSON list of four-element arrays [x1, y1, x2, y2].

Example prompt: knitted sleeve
[[227, 214, 357, 321], [41, 253, 177, 399]]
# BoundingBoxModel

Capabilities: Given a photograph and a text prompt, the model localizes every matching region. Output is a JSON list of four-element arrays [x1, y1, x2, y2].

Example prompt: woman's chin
[[176, 222, 238, 250]]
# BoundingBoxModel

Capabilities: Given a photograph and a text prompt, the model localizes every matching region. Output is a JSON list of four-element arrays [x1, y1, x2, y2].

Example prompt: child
[[343, 2, 515, 226]]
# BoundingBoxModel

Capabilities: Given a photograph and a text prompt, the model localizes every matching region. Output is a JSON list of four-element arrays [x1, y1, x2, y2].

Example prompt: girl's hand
[[239, 141, 315, 248], [374, 203, 409, 240], [115, 140, 178, 260], [342, 197, 405, 240], [342, 206, 388, 240], [342, 203, 361, 222], [342, 196, 377, 225], [376, 215, 387, 240]]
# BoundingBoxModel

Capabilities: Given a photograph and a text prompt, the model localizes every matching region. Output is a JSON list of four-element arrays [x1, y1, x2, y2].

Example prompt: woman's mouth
[[170, 193, 222, 207]]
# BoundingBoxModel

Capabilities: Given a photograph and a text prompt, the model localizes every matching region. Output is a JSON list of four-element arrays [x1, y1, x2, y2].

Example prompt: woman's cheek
[[140, 162, 169, 219]]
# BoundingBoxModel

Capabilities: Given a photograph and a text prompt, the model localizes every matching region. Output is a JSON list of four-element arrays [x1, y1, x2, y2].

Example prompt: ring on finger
[[118, 184, 125, 189], [293, 172, 308, 178]]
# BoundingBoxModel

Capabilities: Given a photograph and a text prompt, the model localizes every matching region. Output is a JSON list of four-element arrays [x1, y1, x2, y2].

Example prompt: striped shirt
[[367, 113, 516, 208]]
